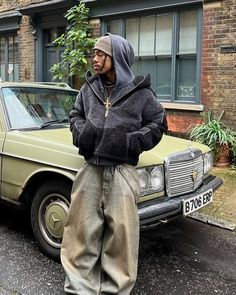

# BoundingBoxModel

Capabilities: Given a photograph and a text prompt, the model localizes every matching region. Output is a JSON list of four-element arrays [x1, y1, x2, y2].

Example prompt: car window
[[1, 87, 78, 130]]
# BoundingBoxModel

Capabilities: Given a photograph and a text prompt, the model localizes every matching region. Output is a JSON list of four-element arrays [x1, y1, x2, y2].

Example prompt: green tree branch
[[50, 3, 96, 82]]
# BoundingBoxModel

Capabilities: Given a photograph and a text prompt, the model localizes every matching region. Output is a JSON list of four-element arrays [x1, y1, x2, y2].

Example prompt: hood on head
[[105, 33, 135, 89]]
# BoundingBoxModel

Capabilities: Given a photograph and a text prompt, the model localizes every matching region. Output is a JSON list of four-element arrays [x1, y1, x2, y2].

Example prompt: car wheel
[[31, 180, 71, 260]]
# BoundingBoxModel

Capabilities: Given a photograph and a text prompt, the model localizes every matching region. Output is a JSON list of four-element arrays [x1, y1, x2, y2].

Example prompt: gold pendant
[[104, 97, 111, 118]]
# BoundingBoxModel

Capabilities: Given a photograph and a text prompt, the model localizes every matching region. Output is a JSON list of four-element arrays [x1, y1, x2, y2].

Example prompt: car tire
[[31, 180, 71, 260]]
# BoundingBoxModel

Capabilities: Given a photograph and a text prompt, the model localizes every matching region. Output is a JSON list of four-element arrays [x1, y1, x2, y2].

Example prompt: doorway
[[43, 27, 65, 82]]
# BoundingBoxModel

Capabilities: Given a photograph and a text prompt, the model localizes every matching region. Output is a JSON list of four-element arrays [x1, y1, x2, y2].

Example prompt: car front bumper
[[138, 175, 223, 228]]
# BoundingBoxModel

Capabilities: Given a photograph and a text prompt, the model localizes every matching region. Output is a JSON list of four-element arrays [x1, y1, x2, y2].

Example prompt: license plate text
[[183, 189, 213, 216]]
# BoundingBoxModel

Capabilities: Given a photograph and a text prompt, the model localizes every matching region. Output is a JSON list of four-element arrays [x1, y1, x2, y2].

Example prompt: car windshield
[[1, 87, 78, 130]]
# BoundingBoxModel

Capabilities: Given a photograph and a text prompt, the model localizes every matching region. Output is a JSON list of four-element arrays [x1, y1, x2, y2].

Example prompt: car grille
[[165, 148, 204, 197]]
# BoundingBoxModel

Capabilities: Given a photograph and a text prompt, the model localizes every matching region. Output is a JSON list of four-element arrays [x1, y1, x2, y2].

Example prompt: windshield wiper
[[39, 119, 69, 129]]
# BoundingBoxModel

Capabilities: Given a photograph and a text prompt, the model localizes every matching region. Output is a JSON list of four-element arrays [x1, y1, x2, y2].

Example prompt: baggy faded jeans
[[60, 163, 140, 295]]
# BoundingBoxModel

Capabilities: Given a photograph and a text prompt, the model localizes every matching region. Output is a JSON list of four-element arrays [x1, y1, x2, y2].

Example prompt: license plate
[[183, 188, 213, 216]]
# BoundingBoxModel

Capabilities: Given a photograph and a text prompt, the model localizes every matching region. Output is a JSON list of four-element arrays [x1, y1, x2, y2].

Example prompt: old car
[[0, 82, 222, 260]]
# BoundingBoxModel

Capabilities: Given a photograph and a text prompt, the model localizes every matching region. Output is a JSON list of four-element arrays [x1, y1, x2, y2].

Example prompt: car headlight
[[203, 152, 213, 175], [137, 165, 164, 196], [150, 167, 164, 190], [137, 169, 150, 192]]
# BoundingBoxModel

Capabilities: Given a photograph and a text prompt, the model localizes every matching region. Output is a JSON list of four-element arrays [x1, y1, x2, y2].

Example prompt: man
[[61, 33, 167, 295]]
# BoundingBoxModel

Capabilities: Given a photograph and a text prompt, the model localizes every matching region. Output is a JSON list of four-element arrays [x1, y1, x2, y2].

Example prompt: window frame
[[0, 33, 19, 82], [101, 5, 202, 105]]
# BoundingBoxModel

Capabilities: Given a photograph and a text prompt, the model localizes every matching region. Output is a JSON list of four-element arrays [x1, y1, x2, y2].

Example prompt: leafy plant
[[50, 3, 96, 82], [189, 111, 236, 160], [231, 142, 236, 168]]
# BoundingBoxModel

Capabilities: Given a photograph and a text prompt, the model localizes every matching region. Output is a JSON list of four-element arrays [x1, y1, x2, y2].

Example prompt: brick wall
[[166, 110, 203, 135], [0, 0, 49, 82], [201, 0, 236, 131], [18, 15, 35, 81], [0, 0, 46, 12]]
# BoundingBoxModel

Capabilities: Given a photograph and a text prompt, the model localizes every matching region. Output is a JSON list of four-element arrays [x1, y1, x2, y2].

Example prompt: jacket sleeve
[[128, 92, 168, 156], [69, 92, 86, 148], [70, 92, 98, 158]]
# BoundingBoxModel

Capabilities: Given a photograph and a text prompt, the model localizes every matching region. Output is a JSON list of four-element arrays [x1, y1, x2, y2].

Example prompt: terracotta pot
[[215, 144, 231, 168]]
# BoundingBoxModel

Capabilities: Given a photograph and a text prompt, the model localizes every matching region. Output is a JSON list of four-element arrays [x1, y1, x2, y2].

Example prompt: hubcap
[[38, 194, 69, 248], [45, 201, 68, 239]]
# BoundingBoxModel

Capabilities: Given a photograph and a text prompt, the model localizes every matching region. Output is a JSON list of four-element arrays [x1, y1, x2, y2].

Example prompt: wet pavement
[[0, 205, 235, 295], [0, 207, 63, 295]]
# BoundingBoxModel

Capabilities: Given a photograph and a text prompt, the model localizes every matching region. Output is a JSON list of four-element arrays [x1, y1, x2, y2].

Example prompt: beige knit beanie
[[93, 35, 112, 57]]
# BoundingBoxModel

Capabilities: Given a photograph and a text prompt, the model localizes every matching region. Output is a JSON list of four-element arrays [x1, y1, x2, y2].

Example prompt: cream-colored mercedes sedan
[[0, 82, 222, 260]]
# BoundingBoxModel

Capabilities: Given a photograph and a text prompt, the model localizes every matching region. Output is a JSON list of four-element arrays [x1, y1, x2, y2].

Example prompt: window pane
[[179, 10, 197, 53], [0, 35, 18, 82], [109, 19, 122, 35], [140, 15, 155, 56], [139, 57, 155, 86], [156, 14, 172, 55], [0, 37, 5, 63], [177, 56, 196, 98], [126, 18, 139, 55], [45, 27, 66, 44], [8, 64, 14, 82], [0, 37, 5, 82], [8, 36, 14, 63], [131, 59, 139, 74], [2, 87, 77, 129], [156, 58, 171, 97], [0, 64, 5, 81], [13, 36, 18, 62]]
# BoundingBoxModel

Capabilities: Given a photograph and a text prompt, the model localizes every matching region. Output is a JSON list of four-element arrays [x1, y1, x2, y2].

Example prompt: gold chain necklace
[[104, 83, 115, 118]]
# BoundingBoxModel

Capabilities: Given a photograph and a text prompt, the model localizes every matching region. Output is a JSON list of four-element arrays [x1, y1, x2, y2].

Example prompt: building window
[[103, 7, 202, 104], [0, 35, 19, 82]]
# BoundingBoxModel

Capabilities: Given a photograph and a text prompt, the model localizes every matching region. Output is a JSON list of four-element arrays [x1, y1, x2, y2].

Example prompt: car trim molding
[[0, 151, 79, 174]]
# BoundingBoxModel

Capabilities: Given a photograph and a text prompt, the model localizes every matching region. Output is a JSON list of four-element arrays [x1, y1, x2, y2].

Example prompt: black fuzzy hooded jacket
[[70, 34, 167, 166]]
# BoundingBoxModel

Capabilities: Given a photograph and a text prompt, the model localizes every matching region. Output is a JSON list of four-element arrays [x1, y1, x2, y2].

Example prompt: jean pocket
[[116, 164, 141, 204]]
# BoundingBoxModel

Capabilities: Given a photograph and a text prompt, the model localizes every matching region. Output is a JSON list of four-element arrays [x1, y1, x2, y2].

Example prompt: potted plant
[[189, 111, 236, 167], [231, 142, 236, 169]]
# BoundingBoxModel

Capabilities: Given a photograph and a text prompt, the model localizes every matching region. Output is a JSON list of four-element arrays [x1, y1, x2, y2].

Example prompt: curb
[[188, 212, 236, 231]]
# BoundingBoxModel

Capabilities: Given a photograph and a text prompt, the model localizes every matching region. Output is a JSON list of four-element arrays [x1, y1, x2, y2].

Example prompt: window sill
[[161, 102, 204, 111]]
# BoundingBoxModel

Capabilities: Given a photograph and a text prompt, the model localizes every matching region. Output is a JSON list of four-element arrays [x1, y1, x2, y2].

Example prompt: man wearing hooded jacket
[[61, 33, 167, 295]]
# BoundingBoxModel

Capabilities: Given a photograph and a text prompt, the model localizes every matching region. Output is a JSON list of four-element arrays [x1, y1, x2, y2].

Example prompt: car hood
[[4, 127, 210, 170], [138, 134, 210, 166], [19, 127, 76, 149], [4, 127, 82, 173]]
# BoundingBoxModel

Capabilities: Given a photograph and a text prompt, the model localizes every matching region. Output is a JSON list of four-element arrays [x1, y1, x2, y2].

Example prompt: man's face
[[92, 50, 113, 75]]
